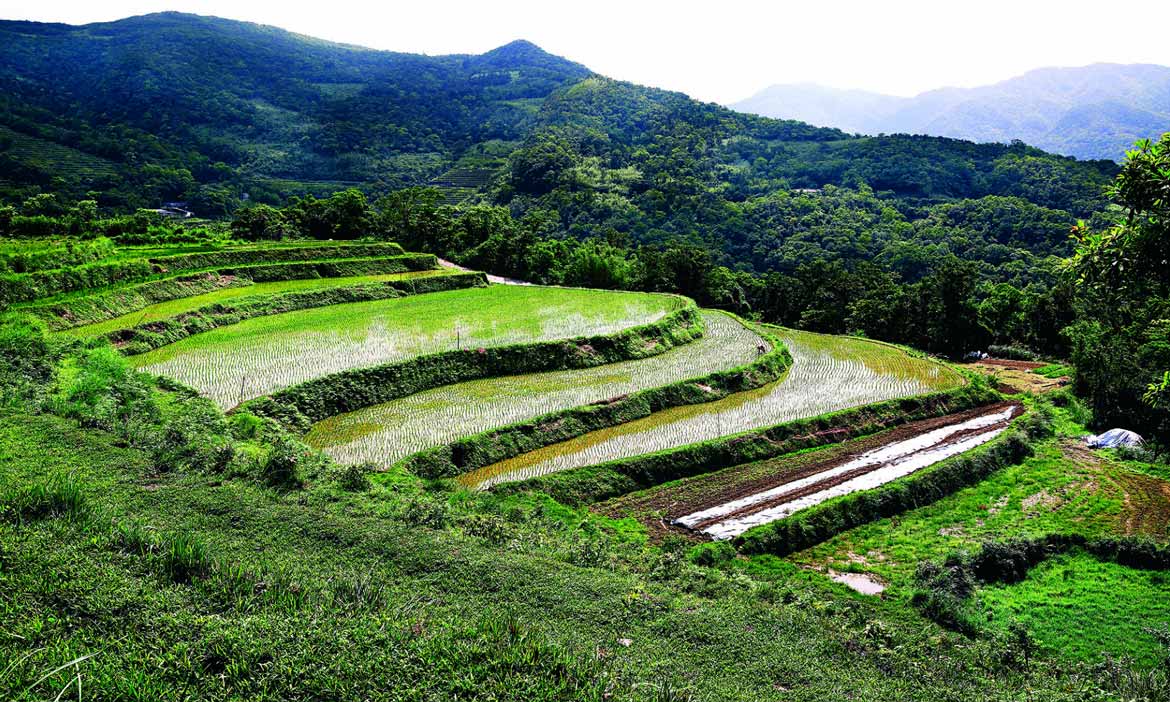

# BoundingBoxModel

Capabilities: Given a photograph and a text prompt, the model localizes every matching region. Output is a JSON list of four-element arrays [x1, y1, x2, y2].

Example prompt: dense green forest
[[0, 12, 1164, 445]]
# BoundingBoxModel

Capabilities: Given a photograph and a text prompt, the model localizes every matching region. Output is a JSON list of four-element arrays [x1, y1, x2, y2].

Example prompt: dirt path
[[437, 258, 531, 285], [966, 361, 1068, 394]]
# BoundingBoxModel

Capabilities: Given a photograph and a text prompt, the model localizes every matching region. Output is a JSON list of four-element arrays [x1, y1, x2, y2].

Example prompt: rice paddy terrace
[[12, 234, 1168, 694], [18, 241, 1013, 549]]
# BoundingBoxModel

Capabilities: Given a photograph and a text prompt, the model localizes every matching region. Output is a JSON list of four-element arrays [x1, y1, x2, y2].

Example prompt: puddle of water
[[828, 570, 886, 595]]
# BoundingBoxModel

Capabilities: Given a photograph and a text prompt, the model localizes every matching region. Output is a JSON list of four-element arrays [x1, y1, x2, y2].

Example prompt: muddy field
[[596, 401, 1023, 541]]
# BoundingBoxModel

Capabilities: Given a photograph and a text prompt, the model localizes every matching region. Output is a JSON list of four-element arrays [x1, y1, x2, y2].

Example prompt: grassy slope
[[131, 286, 683, 407], [62, 269, 460, 338], [0, 411, 1095, 701], [787, 406, 1170, 663]]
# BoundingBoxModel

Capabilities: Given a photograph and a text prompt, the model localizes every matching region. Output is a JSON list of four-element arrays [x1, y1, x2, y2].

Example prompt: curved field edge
[[22, 253, 438, 330], [735, 407, 1055, 557], [494, 381, 1001, 506], [103, 271, 488, 355], [393, 314, 792, 480], [1, 241, 407, 305], [467, 328, 968, 485], [241, 297, 704, 427]]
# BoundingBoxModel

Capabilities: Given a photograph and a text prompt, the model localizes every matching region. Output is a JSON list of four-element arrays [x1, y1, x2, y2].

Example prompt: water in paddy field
[[461, 330, 963, 489], [306, 311, 763, 465], [678, 405, 1016, 540], [131, 288, 678, 408]]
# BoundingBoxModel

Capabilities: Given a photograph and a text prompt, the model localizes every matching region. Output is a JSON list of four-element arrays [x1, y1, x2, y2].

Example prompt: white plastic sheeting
[[1085, 429, 1144, 449], [677, 405, 1017, 541]]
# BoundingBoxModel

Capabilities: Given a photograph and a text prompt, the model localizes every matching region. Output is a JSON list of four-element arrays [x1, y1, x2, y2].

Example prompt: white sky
[[2, 0, 1169, 104]]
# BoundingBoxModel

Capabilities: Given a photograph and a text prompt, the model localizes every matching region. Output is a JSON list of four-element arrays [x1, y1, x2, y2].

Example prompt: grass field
[[0, 410, 1113, 701], [61, 269, 459, 338], [789, 436, 1165, 585], [132, 286, 685, 407], [305, 310, 762, 465], [976, 551, 1170, 665], [463, 328, 963, 489], [776, 402, 1170, 663]]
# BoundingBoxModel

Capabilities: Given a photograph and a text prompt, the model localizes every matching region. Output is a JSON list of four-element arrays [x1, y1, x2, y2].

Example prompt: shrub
[[51, 345, 159, 444], [331, 463, 372, 492], [687, 541, 737, 568], [988, 344, 1040, 361], [0, 313, 57, 409]]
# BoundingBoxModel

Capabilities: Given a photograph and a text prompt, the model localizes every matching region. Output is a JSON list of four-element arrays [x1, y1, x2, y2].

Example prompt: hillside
[[2, 232, 1168, 700], [0, 13, 1116, 221], [732, 63, 1170, 161], [0, 12, 590, 209]]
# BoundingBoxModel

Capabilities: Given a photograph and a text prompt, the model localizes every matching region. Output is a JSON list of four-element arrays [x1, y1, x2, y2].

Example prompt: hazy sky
[[2, 0, 1168, 103]]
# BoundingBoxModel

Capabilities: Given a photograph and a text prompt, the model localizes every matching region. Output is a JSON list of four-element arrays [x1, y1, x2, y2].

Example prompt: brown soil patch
[[1116, 471, 1170, 537], [967, 362, 1069, 394]]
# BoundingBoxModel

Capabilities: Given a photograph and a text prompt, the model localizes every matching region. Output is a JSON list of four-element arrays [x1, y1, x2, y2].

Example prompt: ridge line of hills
[[731, 62, 1170, 161]]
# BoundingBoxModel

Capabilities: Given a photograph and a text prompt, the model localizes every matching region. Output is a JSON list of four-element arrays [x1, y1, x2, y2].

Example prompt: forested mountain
[[0, 13, 1114, 215], [0, 11, 1123, 344], [732, 64, 1170, 161], [0, 12, 590, 209]]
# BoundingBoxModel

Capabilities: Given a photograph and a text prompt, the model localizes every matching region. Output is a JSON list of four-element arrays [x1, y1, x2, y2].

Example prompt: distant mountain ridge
[[731, 64, 1170, 161]]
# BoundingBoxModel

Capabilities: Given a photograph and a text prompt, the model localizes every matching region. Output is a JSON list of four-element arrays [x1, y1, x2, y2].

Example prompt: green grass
[[977, 551, 1170, 664], [132, 286, 685, 407], [0, 409, 1125, 701], [468, 328, 963, 487], [306, 310, 762, 465], [789, 435, 1129, 588], [61, 269, 458, 338]]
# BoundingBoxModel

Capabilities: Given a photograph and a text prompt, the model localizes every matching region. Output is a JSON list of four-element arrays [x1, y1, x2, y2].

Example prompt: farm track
[[598, 401, 1021, 541]]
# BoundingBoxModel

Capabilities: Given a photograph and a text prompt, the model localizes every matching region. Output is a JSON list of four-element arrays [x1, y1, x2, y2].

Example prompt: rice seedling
[[132, 286, 684, 407], [62, 268, 459, 338], [305, 311, 762, 464], [464, 328, 964, 488]]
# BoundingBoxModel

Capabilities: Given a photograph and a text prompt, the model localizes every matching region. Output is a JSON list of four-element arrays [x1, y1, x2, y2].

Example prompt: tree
[[1065, 134, 1170, 445]]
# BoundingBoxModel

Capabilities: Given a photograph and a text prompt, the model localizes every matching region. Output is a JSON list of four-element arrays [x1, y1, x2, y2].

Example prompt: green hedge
[[734, 408, 1053, 557], [211, 254, 436, 283], [1, 258, 155, 304], [400, 321, 792, 479], [23, 254, 437, 330], [496, 382, 999, 506], [148, 242, 406, 274], [110, 271, 488, 355], [0, 242, 409, 305], [242, 303, 705, 428]]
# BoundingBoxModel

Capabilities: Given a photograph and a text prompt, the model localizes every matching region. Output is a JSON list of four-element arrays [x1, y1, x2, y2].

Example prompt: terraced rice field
[[62, 269, 460, 338], [461, 329, 964, 489], [132, 286, 684, 407], [676, 404, 1018, 539], [305, 311, 763, 465]]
